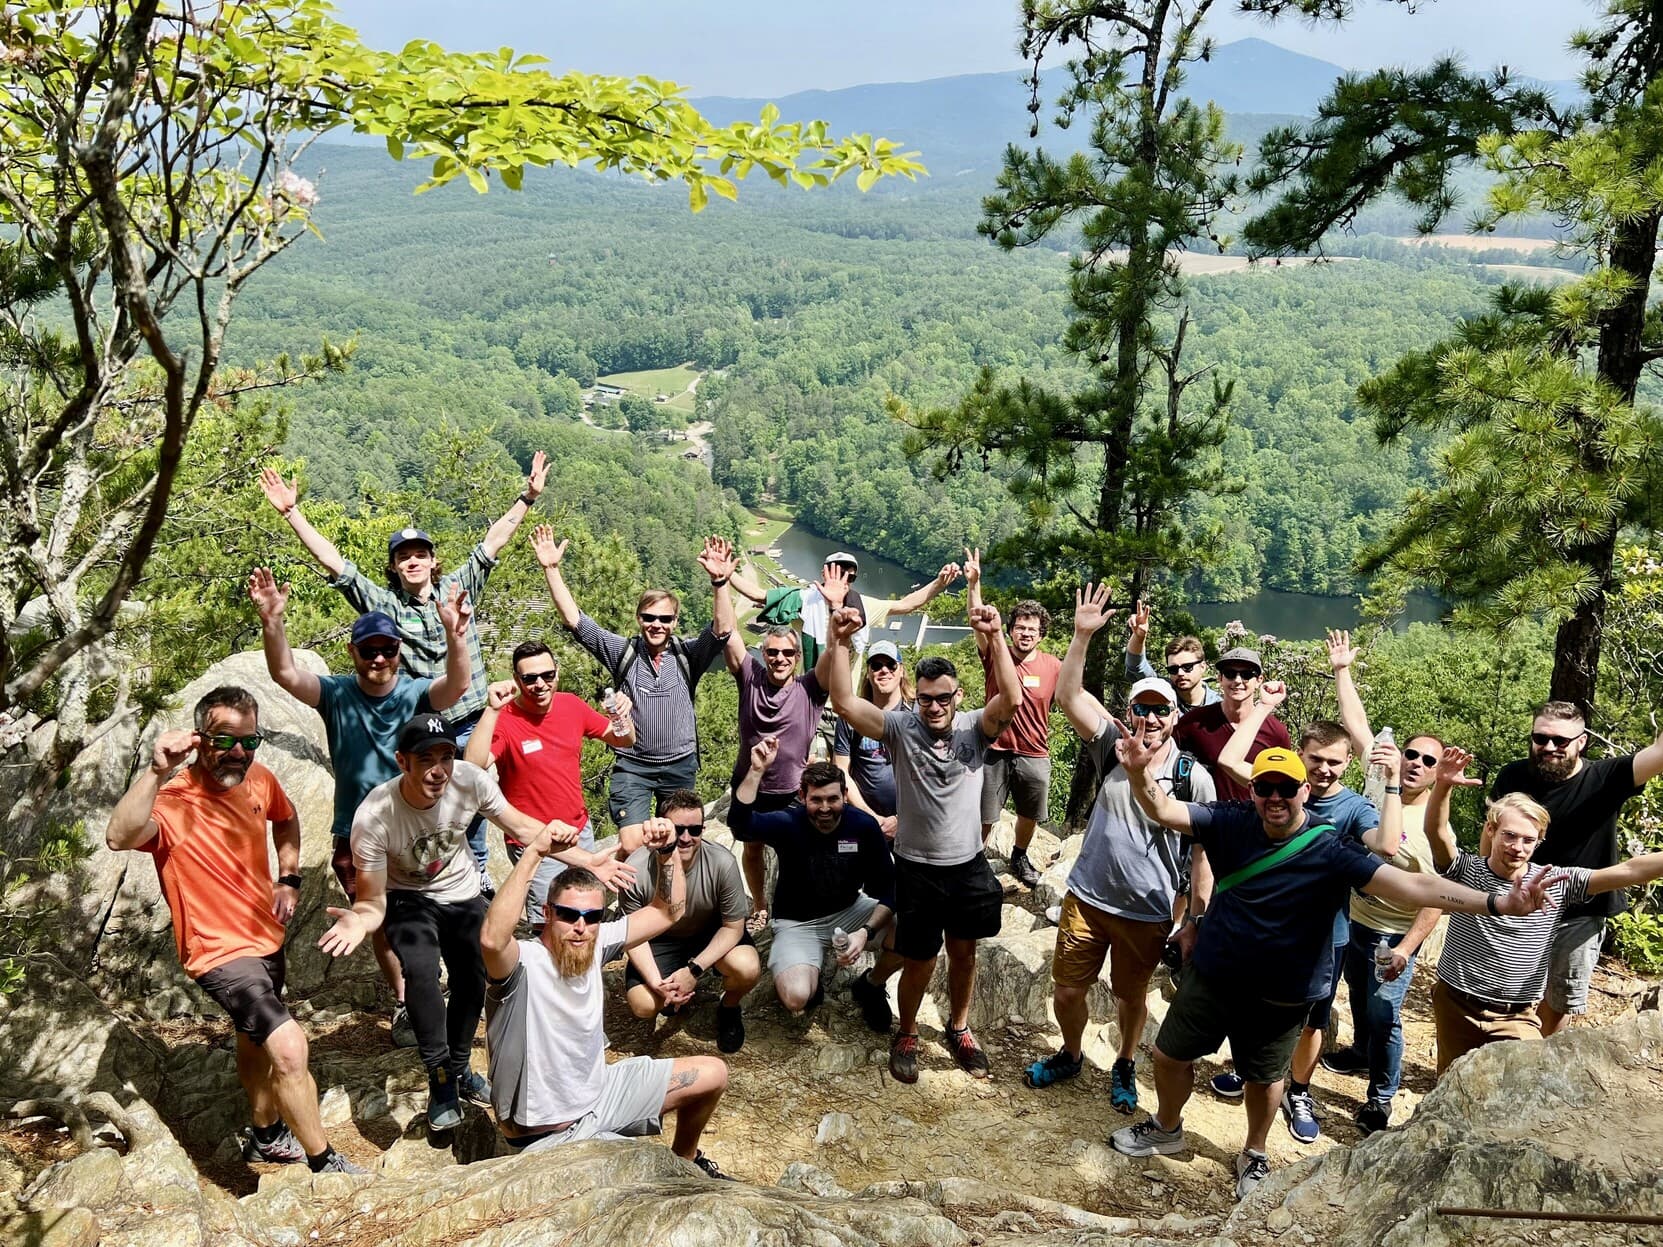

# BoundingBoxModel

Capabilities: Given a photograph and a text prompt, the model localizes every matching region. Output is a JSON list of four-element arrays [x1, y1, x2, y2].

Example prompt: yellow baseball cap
[[1250, 747, 1307, 783]]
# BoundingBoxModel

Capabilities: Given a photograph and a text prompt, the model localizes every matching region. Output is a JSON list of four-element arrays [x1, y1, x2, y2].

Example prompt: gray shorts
[[768, 895, 879, 975], [515, 1055, 674, 1151], [1546, 915, 1605, 1015], [980, 750, 1051, 823]]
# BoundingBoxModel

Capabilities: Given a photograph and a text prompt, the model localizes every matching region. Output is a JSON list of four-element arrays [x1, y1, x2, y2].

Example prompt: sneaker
[[242, 1123, 305, 1164], [1210, 1071, 1245, 1099], [716, 1004, 745, 1053], [692, 1150, 734, 1180], [426, 1067, 462, 1132], [1009, 847, 1040, 888], [1109, 1057, 1139, 1114], [1110, 1116, 1185, 1157], [1355, 1099, 1391, 1137], [311, 1149, 367, 1175], [1281, 1087, 1320, 1144], [944, 1025, 990, 1078], [849, 973, 893, 1033], [1235, 1149, 1270, 1201], [457, 1068, 492, 1108], [1024, 1048, 1083, 1089], [1320, 1046, 1368, 1077], [390, 1003, 418, 1049], [889, 1032, 920, 1084]]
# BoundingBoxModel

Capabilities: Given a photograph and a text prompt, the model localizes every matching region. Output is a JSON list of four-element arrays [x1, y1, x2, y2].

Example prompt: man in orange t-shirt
[[106, 686, 360, 1173]]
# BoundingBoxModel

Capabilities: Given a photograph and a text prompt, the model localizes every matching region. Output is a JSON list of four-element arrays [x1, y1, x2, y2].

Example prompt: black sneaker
[[889, 1032, 920, 1084], [716, 1004, 745, 1053], [1009, 847, 1040, 888], [849, 973, 893, 1033], [944, 1025, 990, 1079], [1320, 1046, 1368, 1077], [692, 1150, 734, 1180], [390, 1003, 418, 1048], [1355, 1099, 1391, 1136]]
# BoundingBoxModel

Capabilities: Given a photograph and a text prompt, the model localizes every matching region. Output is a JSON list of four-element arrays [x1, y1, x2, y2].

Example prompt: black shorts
[[622, 926, 754, 989], [196, 951, 292, 1045], [1156, 969, 1307, 1085], [892, 853, 1003, 962]]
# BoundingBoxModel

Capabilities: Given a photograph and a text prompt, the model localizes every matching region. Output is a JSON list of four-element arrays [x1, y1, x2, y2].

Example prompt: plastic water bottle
[[1363, 726, 1395, 808], [832, 927, 851, 956], [602, 686, 619, 717], [1373, 937, 1394, 982]]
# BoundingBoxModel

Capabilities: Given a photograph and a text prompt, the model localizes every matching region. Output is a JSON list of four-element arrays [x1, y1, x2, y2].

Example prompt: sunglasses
[[638, 613, 677, 625], [674, 822, 705, 839], [1129, 703, 1175, 719], [1252, 777, 1302, 799], [204, 733, 263, 751], [517, 670, 558, 685], [1165, 659, 1203, 676], [763, 647, 798, 659], [551, 904, 607, 925], [1402, 748, 1441, 766], [1530, 732, 1583, 750], [915, 690, 957, 707], [868, 659, 899, 673], [358, 643, 399, 660], [1218, 666, 1259, 681]]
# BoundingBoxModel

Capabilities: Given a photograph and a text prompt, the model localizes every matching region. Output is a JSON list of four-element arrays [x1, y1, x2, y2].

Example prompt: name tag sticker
[[1022, 675, 1042, 688], [837, 840, 859, 854], [520, 739, 543, 755]]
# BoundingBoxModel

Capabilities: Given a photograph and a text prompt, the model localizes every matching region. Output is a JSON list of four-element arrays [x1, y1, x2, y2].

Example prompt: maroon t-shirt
[[1174, 704, 1292, 802], [732, 654, 828, 796], [981, 646, 1061, 758]]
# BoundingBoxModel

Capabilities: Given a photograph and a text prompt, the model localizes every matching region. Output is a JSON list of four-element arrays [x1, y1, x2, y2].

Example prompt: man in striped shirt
[[1426, 749, 1663, 1074]]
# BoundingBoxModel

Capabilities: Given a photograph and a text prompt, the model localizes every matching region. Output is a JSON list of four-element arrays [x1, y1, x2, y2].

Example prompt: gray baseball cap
[[867, 640, 901, 663], [1217, 646, 1263, 674]]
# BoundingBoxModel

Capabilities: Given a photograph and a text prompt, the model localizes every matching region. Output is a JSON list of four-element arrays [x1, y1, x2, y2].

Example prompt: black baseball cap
[[396, 714, 456, 755]]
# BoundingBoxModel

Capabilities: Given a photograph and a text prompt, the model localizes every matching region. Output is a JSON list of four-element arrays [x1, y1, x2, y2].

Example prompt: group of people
[[105, 462, 1663, 1200]]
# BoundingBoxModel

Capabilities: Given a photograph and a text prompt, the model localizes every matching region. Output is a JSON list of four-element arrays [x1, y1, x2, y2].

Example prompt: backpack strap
[[1213, 823, 1334, 896], [1171, 752, 1196, 805]]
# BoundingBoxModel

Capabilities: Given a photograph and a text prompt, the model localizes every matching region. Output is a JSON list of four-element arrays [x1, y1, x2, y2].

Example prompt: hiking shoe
[[1110, 1057, 1139, 1114], [1210, 1071, 1245, 1099], [1110, 1116, 1185, 1157], [944, 1025, 990, 1078], [1355, 1099, 1391, 1137], [849, 973, 893, 1033], [242, 1123, 305, 1164], [692, 1150, 734, 1180], [311, 1149, 366, 1175], [1009, 847, 1040, 888], [390, 1003, 418, 1048], [1281, 1087, 1320, 1144], [716, 1004, 745, 1053], [1024, 1048, 1083, 1089], [426, 1067, 462, 1132], [1320, 1046, 1367, 1077], [457, 1068, 492, 1108], [1235, 1149, 1271, 1201], [889, 1032, 920, 1084]]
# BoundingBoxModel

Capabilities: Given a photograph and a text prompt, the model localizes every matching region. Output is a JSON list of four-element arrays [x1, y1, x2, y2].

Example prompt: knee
[[626, 989, 660, 1020], [1053, 983, 1087, 1010], [262, 1024, 308, 1078], [775, 973, 817, 1012], [699, 1056, 729, 1095], [1152, 1047, 1188, 1074], [720, 949, 761, 991]]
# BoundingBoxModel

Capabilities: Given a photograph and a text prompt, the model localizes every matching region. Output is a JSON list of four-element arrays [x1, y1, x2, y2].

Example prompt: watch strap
[[277, 873, 303, 890], [686, 959, 705, 979]]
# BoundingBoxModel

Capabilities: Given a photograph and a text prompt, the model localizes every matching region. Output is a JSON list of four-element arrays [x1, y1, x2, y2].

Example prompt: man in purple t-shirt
[[724, 625, 833, 927]]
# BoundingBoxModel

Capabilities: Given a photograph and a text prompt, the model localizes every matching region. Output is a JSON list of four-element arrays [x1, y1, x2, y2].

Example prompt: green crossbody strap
[[1212, 823, 1334, 896]]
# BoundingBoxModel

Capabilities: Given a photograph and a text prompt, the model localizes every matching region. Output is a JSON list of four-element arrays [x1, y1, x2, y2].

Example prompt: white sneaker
[[1235, 1149, 1270, 1201]]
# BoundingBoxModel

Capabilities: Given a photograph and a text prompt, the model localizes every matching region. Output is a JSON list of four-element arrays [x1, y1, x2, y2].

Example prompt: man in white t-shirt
[[481, 816, 733, 1177], [318, 715, 637, 1134]]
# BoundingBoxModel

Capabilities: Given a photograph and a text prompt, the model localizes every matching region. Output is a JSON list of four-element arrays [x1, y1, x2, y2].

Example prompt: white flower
[[276, 170, 318, 208], [1628, 837, 1646, 858]]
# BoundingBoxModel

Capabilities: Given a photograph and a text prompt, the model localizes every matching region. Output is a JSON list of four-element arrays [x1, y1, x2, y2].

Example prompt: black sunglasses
[[868, 659, 899, 673], [1218, 666, 1259, 681], [763, 647, 798, 659], [916, 690, 956, 706], [1402, 748, 1441, 765], [1166, 659, 1203, 676], [551, 904, 607, 925], [1531, 731, 1583, 750], [205, 733, 263, 751], [638, 612, 677, 624], [517, 669, 558, 685], [358, 643, 399, 659], [675, 822, 705, 838], [1129, 703, 1175, 719], [1252, 777, 1302, 799]]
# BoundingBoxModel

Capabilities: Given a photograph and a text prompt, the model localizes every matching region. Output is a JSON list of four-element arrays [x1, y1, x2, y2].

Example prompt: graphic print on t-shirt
[[411, 823, 468, 879]]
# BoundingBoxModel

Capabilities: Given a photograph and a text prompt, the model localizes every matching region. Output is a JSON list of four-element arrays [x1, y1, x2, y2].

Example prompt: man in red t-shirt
[[966, 551, 1062, 888], [464, 640, 636, 932], [104, 686, 360, 1173], [1173, 647, 1292, 804]]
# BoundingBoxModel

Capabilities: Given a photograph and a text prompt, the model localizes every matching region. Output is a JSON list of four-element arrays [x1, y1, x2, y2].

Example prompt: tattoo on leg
[[667, 1068, 697, 1092]]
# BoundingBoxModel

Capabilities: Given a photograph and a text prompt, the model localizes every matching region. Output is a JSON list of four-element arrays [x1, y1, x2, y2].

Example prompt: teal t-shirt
[[315, 673, 434, 840]]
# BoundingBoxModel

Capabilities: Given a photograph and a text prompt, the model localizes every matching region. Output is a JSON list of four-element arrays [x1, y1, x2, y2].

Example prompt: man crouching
[[481, 817, 732, 1177]]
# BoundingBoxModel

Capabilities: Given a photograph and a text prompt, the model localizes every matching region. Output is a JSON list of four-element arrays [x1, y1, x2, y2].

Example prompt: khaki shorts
[[1432, 980, 1541, 1075], [1050, 892, 1168, 999]]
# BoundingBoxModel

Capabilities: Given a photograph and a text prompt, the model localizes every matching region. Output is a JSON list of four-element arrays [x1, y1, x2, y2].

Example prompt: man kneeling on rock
[[106, 686, 362, 1173], [482, 819, 733, 1178], [731, 741, 898, 1030], [1113, 738, 1559, 1202]]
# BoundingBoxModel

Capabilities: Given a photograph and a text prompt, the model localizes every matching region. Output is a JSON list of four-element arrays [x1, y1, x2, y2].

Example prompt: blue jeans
[[1343, 920, 1418, 1104], [450, 712, 489, 877], [607, 752, 699, 828]]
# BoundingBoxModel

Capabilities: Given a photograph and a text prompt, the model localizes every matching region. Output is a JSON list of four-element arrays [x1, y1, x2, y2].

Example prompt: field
[[596, 362, 703, 415], [1395, 233, 1563, 252]]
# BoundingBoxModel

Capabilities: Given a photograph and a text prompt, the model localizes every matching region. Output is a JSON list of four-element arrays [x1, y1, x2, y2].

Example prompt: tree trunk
[[1549, 532, 1616, 716]]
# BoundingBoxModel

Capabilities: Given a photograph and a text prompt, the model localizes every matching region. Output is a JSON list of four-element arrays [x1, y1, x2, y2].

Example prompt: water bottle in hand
[[832, 927, 851, 956], [603, 686, 619, 715], [1373, 937, 1394, 982], [1363, 726, 1395, 808]]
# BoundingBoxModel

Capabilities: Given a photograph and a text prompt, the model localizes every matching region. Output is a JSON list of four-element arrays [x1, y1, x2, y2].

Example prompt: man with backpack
[[1025, 583, 1216, 1115], [532, 527, 736, 827]]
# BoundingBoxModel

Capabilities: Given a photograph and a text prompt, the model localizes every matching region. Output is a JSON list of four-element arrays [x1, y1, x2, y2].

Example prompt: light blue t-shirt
[[1306, 786, 1380, 947], [315, 673, 434, 840]]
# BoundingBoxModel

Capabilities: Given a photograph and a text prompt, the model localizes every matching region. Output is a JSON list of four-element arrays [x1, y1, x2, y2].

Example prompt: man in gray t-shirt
[[827, 602, 1021, 1084]]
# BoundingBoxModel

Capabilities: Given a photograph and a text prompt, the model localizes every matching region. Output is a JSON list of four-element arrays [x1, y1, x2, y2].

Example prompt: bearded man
[[481, 818, 732, 1177]]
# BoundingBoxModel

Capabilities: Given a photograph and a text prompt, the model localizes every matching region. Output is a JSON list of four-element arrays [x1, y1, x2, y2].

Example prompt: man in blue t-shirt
[[250, 567, 471, 1031], [1111, 738, 1555, 1204]]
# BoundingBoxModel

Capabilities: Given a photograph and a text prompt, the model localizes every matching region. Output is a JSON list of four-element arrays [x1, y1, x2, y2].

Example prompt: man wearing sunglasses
[[105, 687, 362, 1174], [533, 527, 736, 829], [464, 642, 637, 934], [252, 568, 473, 1044], [1124, 600, 1220, 716], [1489, 699, 1663, 1037], [826, 601, 1022, 1083], [1173, 646, 1291, 803], [618, 790, 758, 1053], [481, 814, 733, 1179]]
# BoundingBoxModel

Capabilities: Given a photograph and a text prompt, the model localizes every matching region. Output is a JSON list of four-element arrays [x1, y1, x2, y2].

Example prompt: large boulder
[[0, 955, 165, 1107]]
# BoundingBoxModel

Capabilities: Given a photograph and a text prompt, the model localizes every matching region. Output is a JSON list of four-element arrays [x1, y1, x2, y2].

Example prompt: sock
[[1113, 1055, 1135, 1070], [1289, 1080, 1310, 1096], [1242, 1147, 1267, 1160], [306, 1147, 335, 1172], [251, 1120, 285, 1144]]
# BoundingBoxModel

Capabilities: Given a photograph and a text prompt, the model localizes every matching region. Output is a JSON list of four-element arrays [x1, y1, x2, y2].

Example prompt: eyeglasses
[[868, 659, 898, 673], [517, 670, 558, 685], [763, 647, 798, 659], [204, 733, 263, 751], [1166, 659, 1203, 676], [550, 904, 607, 925], [638, 613, 677, 625], [1402, 748, 1441, 766], [915, 690, 957, 707], [1218, 666, 1259, 681], [358, 643, 399, 660], [1252, 777, 1302, 799], [1530, 732, 1583, 750], [1129, 703, 1175, 719]]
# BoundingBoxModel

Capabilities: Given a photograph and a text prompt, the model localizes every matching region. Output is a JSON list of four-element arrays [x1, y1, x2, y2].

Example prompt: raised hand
[[969, 603, 1002, 637], [1370, 740, 1403, 783], [1435, 746, 1485, 789], [640, 817, 676, 852], [934, 561, 963, 589], [1496, 865, 1560, 917], [247, 567, 290, 623], [150, 728, 198, 776], [698, 536, 736, 582], [258, 467, 299, 515], [1127, 598, 1151, 645], [1074, 582, 1116, 635], [962, 547, 982, 588], [486, 680, 517, 710], [317, 907, 367, 958], [1112, 716, 1160, 772], [1258, 679, 1289, 710], [589, 855, 637, 892], [819, 561, 852, 609], [543, 819, 581, 848], [1326, 628, 1360, 671], [525, 450, 548, 500], [530, 524, 567, 569], [439, 584, 472, 638], [749, 735, 780, 774], [829, 605, 863, 643]]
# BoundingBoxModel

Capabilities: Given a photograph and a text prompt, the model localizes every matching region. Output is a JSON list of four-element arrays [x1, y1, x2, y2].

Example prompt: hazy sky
[[331, 1, 1587, 97]]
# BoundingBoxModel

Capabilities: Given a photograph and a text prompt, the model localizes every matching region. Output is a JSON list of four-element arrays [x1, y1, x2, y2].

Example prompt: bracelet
[[709, 576, 729, 588], [277, 874, 303, 890], [519, 492, 537, 508], [1485, 892, 1500, 917], [1384, 785, 1402, 794]]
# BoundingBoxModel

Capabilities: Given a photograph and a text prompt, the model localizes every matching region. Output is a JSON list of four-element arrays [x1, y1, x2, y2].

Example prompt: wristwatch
[[686, 960, 706, 980], [1485, 892, 1500, 917], [859, 923, 878, 942], [276, 874, 303, 890]]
